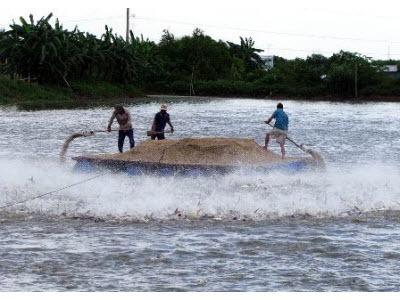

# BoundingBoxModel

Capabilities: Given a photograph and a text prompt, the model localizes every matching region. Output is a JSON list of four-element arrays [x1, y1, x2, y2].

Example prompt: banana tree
[[227, 37, 264, 71]]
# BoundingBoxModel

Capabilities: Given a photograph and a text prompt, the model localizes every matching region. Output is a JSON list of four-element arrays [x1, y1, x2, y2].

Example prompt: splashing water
[[1, 158, 399, 222]]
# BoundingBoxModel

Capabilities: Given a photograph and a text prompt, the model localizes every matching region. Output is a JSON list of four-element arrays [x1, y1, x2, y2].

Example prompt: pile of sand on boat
[[87, 138, 306, 167]]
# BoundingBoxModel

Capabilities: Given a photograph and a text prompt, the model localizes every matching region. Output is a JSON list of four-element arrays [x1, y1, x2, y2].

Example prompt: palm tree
[[227, 37, 264, 71]]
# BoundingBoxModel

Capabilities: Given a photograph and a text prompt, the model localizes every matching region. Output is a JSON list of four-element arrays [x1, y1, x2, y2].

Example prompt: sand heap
[[94, 138, 286, 167]]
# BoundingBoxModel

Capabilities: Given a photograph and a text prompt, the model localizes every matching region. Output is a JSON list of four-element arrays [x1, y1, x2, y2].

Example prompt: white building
[[260, 55, 274, 70], [383, 65, 398, 73]]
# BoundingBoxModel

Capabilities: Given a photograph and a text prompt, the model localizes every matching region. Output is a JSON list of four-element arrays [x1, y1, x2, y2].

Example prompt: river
[[0, 97, 399, 291]]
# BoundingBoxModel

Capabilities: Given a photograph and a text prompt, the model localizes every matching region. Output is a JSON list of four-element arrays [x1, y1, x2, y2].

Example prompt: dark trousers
[[151, 133, 165, 140], [118, 129, 135, 153]]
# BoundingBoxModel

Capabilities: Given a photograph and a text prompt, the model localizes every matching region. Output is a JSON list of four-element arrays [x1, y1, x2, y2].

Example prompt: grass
[[2, 76, 400, 110], [0, 77, 144, 110], [71, 81, 142, 99]]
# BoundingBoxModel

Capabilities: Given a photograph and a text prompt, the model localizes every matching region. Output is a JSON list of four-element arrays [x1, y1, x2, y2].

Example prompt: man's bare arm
[[264, 116, 273, 124], [107, 111, 116, 130], [126, 110, 132, 123]]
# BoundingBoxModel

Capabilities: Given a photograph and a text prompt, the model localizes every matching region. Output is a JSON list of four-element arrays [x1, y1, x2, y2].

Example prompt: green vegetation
[[1, 13, 400, 108], [0, 76, 71, 106], [0, 76, 144, 109]]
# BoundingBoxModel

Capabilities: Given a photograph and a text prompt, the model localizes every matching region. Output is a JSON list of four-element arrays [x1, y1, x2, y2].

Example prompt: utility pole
[[189, 66, 195, 96], [354, 62, 358, 99], [126, 8, 130, 43]]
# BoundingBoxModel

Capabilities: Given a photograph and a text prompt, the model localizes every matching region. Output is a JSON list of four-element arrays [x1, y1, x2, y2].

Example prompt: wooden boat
[[73, 137, 324, 176]]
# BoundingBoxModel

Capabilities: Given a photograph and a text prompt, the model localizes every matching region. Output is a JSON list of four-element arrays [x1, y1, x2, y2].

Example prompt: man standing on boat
[[107, 105, 135, 153], [264, 102, 289, 159], [150, 104, 174, 140]]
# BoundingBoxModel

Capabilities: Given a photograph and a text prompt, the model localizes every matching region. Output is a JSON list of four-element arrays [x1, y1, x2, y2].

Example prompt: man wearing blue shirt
[[264, 102, 289, 159]]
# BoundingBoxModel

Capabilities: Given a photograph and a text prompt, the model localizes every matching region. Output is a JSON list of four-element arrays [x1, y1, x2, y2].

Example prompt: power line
[[133, 15, 400, 58], [301, 7, 400, 20], [62, 15, 123, 24], [3, 13, 400, 58], [134, 15, 400, 45], [3, 13, 399, 45], [267, 46, 400, 58], [3, 12, 400, 45]]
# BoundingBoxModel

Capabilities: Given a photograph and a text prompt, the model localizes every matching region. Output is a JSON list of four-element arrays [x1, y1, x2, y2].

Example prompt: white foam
[[0, 158, 399, 221]]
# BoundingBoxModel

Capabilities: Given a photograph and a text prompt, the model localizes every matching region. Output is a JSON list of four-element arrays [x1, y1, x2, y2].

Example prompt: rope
[[0, 173, 104, 210]]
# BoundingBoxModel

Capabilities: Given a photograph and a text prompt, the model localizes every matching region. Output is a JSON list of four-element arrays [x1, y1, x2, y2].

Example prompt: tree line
[[1, 13, 400, 98]]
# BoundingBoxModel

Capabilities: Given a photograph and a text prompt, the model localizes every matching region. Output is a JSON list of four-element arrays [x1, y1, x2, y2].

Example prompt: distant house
[[382, 65, 400, 79], [260, 55, 274, 70]]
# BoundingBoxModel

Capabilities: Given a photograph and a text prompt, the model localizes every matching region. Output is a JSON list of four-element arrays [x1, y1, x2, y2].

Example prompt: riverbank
[[0, 77, 144, 110], [2, 77, 400, 110]]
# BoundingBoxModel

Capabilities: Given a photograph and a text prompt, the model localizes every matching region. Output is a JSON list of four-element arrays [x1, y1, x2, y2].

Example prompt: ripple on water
[[1, 100, 400, 291], [383, 251, 400, 259]]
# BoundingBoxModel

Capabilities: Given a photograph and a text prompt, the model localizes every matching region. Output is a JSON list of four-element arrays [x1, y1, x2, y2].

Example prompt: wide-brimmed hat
[[160, 104, 168, 110]]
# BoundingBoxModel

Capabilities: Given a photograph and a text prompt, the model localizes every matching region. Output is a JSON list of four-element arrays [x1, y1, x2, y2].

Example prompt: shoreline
[[149, 93, 400, 103], [2, 76, 400, 110], [2, 93, 400, 111]]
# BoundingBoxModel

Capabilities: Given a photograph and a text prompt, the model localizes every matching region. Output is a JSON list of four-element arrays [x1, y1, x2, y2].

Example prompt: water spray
[[0, 173, 104, 210], [60, 129, 119, 162]]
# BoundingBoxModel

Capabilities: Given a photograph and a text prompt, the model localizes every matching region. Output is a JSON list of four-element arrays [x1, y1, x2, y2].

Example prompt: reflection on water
[[0, 98, 400, 291]]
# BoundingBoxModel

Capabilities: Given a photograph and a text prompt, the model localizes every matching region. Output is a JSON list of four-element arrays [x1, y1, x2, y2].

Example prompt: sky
[[2, 0, 400, 59]]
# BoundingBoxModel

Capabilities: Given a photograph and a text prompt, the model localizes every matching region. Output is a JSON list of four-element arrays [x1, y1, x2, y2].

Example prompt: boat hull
[[73, 157, 314, 176]]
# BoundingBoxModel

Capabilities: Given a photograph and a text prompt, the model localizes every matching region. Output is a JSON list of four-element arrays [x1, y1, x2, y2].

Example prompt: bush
[[0, 76, 72, 101], [71, 81, 143, 98], [360, 84, 400, 97]]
